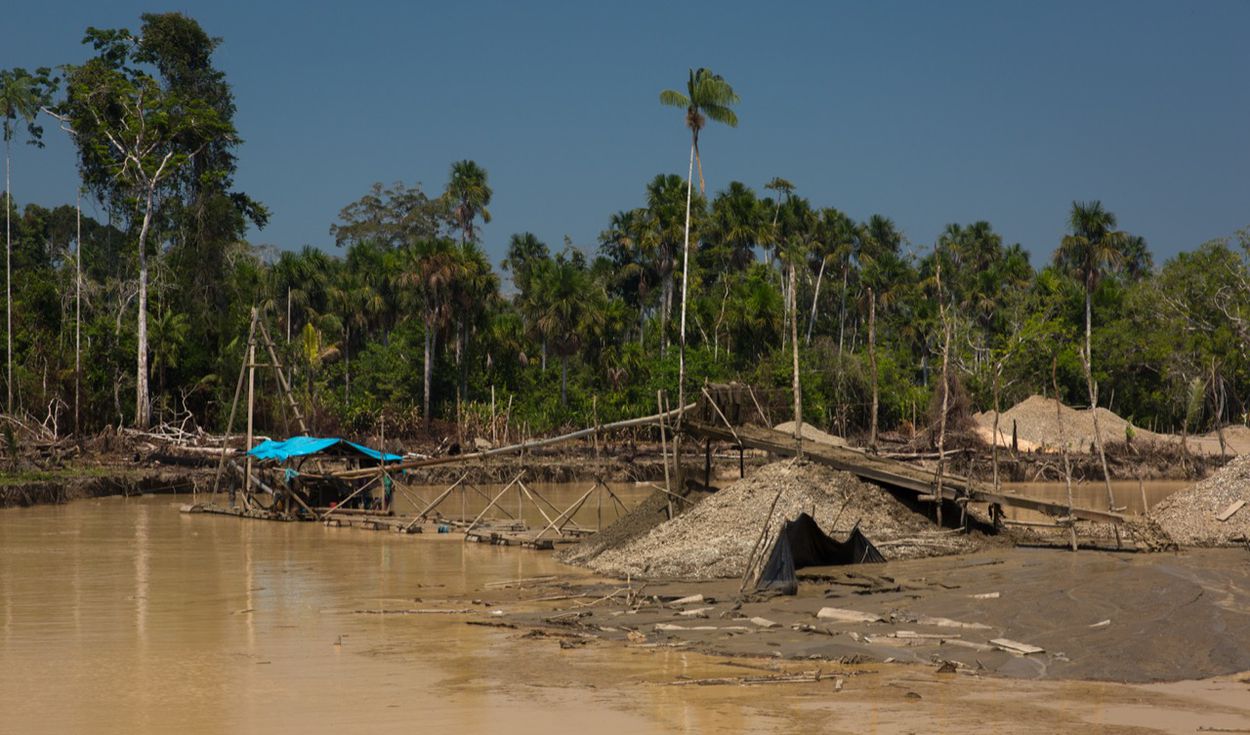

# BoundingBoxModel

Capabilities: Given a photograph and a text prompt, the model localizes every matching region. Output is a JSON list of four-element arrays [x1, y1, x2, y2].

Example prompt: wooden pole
[[658, 390, 673, 519], [244, 325, 256, 498], [704, 438, 712, 488], [1054, 357, 1079, 552], [74, 190, 81, 441], [518, 481, 563, 536], [464, 472, 525, 534], [404, 472, 471, 531], [536, 482, 598, 538], [210, 311, 256, 500], [329, 401, 696, 481]]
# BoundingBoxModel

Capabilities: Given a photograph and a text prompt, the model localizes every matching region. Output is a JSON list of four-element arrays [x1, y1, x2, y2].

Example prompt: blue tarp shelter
[[248, 436, 402, 463]]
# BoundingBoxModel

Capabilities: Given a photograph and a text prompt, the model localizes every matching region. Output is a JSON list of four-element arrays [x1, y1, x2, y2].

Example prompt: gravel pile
[[584, 460, 979, 580], [1152, 455, 1250, 546], [556, 485, 700, 566]]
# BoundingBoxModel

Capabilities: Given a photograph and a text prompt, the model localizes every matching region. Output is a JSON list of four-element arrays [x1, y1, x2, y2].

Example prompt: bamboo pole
[[210, 311, 256, 499], [518, 481, 562, 536], [244, 322, 257, 498], [535, 482, 599, 539], [464, 472, 525, 534], [329, 401, 697, 481], [319, 474, 383, 521], [658, 390, 673, 519], [405, 472, 471, 531]]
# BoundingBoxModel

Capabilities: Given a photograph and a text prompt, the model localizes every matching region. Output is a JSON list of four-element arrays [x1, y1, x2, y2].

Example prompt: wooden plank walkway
[[685, 420, 1127, 526]]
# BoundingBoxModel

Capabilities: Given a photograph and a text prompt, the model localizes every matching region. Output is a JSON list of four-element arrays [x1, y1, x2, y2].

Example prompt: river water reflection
[[0, 493, 789, 734]]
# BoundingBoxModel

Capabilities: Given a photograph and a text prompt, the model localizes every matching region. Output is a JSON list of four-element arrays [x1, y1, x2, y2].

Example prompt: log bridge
[[683, 419, 1127, 527]]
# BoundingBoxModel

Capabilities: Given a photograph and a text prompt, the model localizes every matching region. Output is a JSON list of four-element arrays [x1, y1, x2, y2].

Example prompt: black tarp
[[756, 512, 885, 595]]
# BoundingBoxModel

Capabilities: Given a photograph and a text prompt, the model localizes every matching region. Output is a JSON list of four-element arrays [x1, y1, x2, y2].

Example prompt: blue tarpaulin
[[247, 436, 402, 463]]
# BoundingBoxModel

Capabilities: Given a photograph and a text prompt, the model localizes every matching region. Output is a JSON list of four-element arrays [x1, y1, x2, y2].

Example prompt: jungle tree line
[[2, 14, 1247, 443]]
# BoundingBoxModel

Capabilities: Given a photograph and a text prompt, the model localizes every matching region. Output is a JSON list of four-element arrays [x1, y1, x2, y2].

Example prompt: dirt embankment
[[0, 468, 203, 509]]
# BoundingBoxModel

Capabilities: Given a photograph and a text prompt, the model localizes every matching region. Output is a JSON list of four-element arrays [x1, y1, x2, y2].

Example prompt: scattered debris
[[990, 638, 1045, 655], [817, 607, 884, 624]]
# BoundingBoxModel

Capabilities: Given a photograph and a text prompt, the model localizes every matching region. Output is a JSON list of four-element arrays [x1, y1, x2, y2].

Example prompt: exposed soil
[[975, 394, 1250, 457], [490, 546, 1250, 684], [0, 468, 205, 508]]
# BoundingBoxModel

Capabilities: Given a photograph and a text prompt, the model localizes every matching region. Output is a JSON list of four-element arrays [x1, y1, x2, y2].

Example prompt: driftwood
[[668, 670, 838, 686]]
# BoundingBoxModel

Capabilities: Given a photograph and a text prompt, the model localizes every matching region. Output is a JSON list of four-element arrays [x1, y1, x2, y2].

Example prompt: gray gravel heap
[[1152, 455, 1250, 546], [584, 459, 978, 580], [556, 486, 696, 566]]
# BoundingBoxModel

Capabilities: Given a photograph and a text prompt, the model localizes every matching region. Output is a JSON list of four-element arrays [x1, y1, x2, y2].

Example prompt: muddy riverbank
[[489, 545, 1250, 684], [0, 467, 206, 508]]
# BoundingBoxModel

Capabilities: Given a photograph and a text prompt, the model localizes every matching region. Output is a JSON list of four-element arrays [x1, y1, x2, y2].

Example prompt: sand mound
[[1152, 455, 1250, 546], [976, 395, 1250, 456], [773, 421, 847, 447], [584, 460, 979, 580], [975, 395, 1167, 452]]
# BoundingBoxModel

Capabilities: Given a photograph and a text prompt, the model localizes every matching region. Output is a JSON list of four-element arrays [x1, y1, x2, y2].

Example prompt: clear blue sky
[[5, 0, 1248, 273]]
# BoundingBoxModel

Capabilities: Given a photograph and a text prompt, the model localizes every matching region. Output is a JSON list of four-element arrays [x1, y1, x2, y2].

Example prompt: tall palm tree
[[444, 160, 492, 244], [449, 240, 500, 405], [531, 253, 604, 407], [660, 68, 739, 421], [1, 67, 53, 414], [1054, 200, 1129, 512], [640, 173, 691, 355], [398, 238, 457, 432], [807, 207, 855, 345]]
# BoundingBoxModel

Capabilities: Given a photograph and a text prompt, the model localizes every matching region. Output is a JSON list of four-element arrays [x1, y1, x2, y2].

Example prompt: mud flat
[[495, 545, 1250, 684]]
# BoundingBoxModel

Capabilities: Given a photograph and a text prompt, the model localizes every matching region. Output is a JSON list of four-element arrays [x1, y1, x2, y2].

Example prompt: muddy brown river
[[3, 488, 1248, 734]]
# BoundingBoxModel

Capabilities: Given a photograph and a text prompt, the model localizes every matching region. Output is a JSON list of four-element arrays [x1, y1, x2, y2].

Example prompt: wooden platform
[[684, 421, 1127, 526]]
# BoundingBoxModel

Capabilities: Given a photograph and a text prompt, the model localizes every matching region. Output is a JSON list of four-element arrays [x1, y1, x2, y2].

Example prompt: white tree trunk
[[837, 260, 848, 358], [806, 255, 827, 345], [75, 191, 81, 435], [134, 186, 154, 428], [1084, 289, 1117, 513], [423, 320, 433, 432], [5, 143, 11, 415], [677, 140, 694, 421], [868, 288, 878, 449], [790, 259, 802, 457]]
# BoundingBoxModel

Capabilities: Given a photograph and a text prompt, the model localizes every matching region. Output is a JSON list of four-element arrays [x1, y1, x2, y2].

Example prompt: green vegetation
[[2, 13, 1247, 443]]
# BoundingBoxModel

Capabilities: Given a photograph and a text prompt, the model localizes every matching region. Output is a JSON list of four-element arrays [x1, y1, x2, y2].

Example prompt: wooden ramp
[[685, 420, 1127, 526]]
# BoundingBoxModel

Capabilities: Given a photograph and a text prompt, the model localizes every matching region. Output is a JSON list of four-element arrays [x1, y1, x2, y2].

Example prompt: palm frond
[[659, 89, 689, 108]]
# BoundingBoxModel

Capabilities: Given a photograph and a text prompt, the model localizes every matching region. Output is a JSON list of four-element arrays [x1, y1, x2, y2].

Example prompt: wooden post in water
[[244, 310, 258, 500]]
